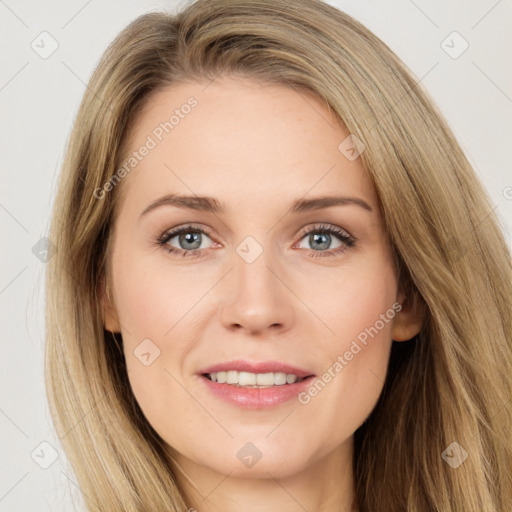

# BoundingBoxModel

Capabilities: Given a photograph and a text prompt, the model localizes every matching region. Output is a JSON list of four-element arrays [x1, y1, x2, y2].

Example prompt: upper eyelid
[[297, 223, 353, 238]]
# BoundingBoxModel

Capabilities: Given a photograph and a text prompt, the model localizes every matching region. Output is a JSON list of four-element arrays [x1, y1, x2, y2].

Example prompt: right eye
[[155, 224, 216, 256]]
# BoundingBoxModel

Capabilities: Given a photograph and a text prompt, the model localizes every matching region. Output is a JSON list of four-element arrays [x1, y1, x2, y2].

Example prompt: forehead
[[116, 76, 378, 218]]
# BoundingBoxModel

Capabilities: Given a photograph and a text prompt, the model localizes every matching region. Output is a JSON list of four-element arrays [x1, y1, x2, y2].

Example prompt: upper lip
[[198, 359, 315, 379]]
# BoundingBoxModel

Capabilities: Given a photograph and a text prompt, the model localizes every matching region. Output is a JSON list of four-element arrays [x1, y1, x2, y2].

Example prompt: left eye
[[297, 231, 343, 251]]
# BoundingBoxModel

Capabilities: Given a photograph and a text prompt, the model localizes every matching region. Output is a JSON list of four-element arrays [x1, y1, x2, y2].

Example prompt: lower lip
[[199, 375, 316, 409]]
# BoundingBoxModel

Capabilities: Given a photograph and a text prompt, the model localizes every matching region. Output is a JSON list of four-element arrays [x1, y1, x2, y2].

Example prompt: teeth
[[239, 371, 257, 386], [286, 373, 297, 384], [226, 370, 238, 384], [257, 372, 275, 386], [206, 371, 303, 387]]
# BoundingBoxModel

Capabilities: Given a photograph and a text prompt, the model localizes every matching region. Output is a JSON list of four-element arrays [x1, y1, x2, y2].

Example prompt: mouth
[[197, 360, 316, 408]]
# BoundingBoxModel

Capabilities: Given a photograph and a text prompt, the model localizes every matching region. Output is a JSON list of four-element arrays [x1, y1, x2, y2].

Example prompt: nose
[[219, 246, 295, 335]]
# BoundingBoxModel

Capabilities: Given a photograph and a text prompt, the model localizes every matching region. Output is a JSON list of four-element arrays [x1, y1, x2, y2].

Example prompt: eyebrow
[[139, 193, 373, 219]]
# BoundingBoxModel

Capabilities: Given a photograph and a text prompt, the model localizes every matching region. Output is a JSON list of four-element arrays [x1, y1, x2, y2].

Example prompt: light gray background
[[1, 0, 511, 510]]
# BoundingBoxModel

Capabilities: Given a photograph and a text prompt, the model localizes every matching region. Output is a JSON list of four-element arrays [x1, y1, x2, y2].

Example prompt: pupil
[[311, 233, 330, 250]]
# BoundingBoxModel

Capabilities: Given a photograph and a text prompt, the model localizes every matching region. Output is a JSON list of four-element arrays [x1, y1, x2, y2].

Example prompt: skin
[[101, 75, 423, 512]]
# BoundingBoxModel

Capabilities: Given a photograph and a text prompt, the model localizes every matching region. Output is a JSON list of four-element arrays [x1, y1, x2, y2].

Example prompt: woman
[[45, 0, 512, 510]]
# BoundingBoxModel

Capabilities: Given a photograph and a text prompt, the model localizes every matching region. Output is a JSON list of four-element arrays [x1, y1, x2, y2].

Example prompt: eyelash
[[153, 223, 356, 258]]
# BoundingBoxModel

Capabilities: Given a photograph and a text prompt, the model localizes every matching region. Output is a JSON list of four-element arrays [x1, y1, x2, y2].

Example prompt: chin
[[211, 457, 309, 480]]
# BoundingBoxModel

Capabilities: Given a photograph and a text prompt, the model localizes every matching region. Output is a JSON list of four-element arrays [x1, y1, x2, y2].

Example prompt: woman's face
[[102, 76, 421, 480]]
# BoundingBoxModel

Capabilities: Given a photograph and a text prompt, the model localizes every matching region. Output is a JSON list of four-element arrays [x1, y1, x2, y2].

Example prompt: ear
[[98, 275, 121, 333], [391, 291, 424, 342]]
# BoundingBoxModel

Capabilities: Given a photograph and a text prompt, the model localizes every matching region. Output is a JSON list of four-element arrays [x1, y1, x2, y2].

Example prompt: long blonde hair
[[45, 0, 512, 510]]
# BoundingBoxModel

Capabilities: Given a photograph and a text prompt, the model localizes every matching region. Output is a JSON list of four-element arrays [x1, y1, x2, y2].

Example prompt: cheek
[[110, 250, 212, 416], [329, 261, 397, 395], [306, 249, 398, 348], [294, 257, 397, 444], [112, 248, 211, 341]]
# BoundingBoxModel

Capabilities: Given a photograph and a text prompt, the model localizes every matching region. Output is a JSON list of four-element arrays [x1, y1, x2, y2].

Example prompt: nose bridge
[[219, 236, 294, 334]]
